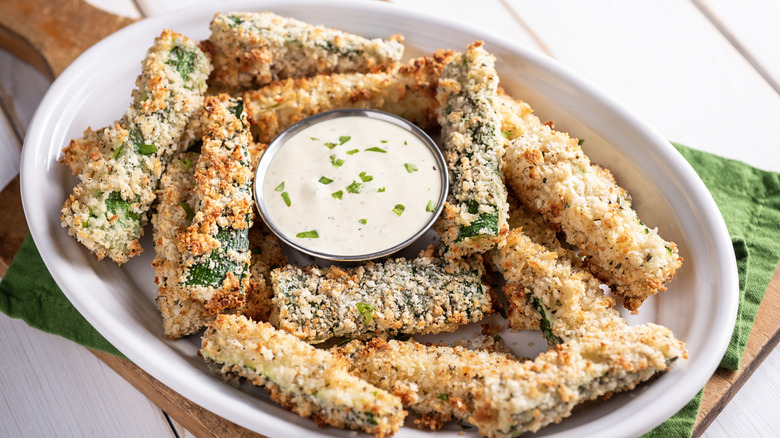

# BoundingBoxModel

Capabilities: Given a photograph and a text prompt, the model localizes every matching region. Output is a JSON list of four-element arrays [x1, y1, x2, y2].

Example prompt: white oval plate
[[21, 1, 738, 437]]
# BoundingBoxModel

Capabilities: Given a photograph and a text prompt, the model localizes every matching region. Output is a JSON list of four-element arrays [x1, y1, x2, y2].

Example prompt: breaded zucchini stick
[[435, 42, 508, 259], [336, 338, 518, 430], [177, 95, 254, 313], [60, 30, 211, 264], [270, 256, 493, 343], [502, 106, 682, 311], [152, 150, 209, 338], [243, 50, 455, 143], [153, 112, 281, 337], [473, 326, 685, 437], [207, 12, 404, 90], [201, 315, 406, 438], [491, 227, 624, 343]]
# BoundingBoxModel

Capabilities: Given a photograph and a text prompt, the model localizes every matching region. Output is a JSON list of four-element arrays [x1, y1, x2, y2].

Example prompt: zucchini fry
[[177, 94, 254, 315], [207, 11, 404, 90], [270, 256, 493, 343], [60, 30, 211, 264], [473, 326, 685, 437], [152, 150, 206, 338], [201, 315, 406, 438], [244, 50, 455, 143], [502, 99, 682, 311], [336, 338, 518, 430], [435, 42, 509, 259]]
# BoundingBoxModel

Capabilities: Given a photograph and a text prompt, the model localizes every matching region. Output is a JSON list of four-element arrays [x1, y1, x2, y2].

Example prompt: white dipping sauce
[[262, 115, 442, 256]]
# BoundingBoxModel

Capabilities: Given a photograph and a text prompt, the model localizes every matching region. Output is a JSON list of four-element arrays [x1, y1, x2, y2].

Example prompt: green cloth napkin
[[2, 143, 780, 437]]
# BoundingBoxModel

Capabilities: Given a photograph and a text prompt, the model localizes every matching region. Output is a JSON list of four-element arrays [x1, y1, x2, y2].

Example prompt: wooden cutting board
[[1, 1, 778, 436]]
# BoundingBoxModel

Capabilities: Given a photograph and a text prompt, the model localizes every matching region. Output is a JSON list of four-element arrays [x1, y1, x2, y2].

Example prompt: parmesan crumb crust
[[207, 11, 404, 90], [244, 50, 455, 143], [270, 256, 494, 343], [435, 42, 509, 260], [201, 315, 406, 437], [60, 29, 211, 264], [501, 96, 682, 311]]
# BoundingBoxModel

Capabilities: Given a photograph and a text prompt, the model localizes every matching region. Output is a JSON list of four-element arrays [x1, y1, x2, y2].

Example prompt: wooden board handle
[[0, 0, 136, 79]]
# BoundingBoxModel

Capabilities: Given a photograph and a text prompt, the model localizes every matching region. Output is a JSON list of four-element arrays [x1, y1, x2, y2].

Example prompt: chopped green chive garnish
[[112, 145, 124, 160], [359, 218, 367, 225], [403, 140, 408, 145], [176, 156, 193, 171], [380, 140, 388, 143], [346, 180, 364, 194], [330, 155, 345, 167], [365, 147, 386, 153], [355, 302, 374, 325], [644, 227, 650, 234], [275, 182, 285, 191], [324, 142, 337, 149], [179, 202, 195, 221], [346, 149, 359, 155], [318, 176, 334, 184], [281, 191, 291, 207], [392, 204, 405, 216], [296, 230, 319, 238], [437, 393, 449, 402], [426, 200, 436, 212], [578, 138, 584, 146], [493, 334, 502, 342], [339, 135, 351, 144], [332, 190, 344, 199], [310, 137, 320, 141], [137, 144, 157, 155], [359, 171, 373, 182], [502, 130, 511, 138], [404, 163, 418, 173], [377, 187, 386, 193], [460, 424, 473, 430], [665, 246, 673, 255]]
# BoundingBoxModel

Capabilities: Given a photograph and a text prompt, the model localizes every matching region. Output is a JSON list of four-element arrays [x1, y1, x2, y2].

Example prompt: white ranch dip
[[261, 115, 443, 257]]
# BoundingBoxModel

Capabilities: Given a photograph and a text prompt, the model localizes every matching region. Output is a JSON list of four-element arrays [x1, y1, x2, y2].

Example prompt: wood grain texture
[[693, 264, 780, 436], [0, 313, 176, 437], [0, 0, 136, 79], [90, 350, 265, 438]]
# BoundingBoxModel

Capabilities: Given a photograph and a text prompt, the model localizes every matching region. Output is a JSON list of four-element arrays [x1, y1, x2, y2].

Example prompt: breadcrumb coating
[[244, 50, 455, 143], [501, 94, 682, 311], [435, 42, 509, 260], [207, 11, 404, 90], [201, 315, 406, 437], [61, 29, 211, 264], [270, 256, 493, 343]]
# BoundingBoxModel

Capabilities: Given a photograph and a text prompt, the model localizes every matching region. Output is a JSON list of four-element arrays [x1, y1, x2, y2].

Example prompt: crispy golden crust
[[434, 42, 509, 260], [208, 12, 404, 90], [151, 151, 208, 338], [336, 338, 520, 428], [201, 315, 407, 437], [244, 50, 455, 143], [60, 29, 211, 264], [500, 93, 682, 311], [176, 94, 253, 315], [271, 256, 493, 343], [472, 327, 684, 437]]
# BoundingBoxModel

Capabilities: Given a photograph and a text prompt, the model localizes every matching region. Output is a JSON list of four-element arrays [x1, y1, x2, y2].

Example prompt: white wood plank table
[[1, 1, 778, 437]]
